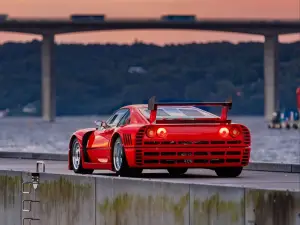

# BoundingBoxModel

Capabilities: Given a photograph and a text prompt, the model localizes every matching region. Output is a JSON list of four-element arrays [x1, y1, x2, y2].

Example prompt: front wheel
[[167, 168, 188, 176], [214, 167, 243, 178], [112, 137, 143, 177], [71, 138, 94, 174]]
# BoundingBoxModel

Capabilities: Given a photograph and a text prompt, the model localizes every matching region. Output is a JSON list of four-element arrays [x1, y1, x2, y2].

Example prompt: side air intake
[[123, 134, 132, 146], [240, 125, 251, 145], [135, 127, 146, 145]]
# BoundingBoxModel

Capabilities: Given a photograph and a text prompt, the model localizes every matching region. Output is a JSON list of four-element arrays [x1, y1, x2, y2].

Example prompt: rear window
[[139, 106, 218, 119]]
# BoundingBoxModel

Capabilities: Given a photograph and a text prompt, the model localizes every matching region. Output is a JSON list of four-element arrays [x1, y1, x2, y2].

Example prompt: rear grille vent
[[136, 150, 244, 166], [123, 134, 132, 146], [211, 141, 225, 144], [143, 151, 241, 157], [242, 149, 250, 165], [240, 125, 251, 145], [135, 127, 146, 145], [135, 150, 143, 165], [143, 140, 242, 145]]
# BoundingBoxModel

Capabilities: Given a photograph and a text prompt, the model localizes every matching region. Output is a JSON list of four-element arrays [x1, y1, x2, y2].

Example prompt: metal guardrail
[[21, 161, 46, 225]]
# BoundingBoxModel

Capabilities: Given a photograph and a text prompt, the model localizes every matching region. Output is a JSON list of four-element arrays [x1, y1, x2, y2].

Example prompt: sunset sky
[[1, 0, 299, 45]]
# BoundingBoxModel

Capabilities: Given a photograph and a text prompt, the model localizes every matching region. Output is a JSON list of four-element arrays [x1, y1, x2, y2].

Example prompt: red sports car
[[68, 97, 251, 177]]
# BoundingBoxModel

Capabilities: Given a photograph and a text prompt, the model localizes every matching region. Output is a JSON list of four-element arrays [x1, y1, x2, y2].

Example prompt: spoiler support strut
[[147, 96, 232, 124]]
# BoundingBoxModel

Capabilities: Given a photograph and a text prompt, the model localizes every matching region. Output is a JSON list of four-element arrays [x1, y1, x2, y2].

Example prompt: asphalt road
[[1, 158, 299, 191]]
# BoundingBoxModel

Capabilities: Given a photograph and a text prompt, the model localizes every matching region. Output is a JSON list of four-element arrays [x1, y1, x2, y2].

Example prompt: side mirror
[[94, 120, 108, 128], [94, 120, 102, 127], [101, 121, 108, 128]]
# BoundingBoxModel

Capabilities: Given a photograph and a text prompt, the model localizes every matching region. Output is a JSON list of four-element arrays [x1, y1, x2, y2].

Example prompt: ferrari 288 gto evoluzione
[[68, 97, 251, 177]]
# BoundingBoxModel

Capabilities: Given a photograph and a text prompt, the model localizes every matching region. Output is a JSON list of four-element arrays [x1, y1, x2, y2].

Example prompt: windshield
[[139, 106, 219, 120]]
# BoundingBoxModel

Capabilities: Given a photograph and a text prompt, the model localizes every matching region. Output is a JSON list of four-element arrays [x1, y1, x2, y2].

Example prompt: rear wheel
[[215, 167, 243, 178], [113, 137, 143, 177], [71, 138, 94, 174], [167, 168, 188, 176]]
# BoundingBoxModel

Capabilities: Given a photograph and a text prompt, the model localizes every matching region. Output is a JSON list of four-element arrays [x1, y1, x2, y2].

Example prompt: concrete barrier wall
[[95, 177, 190, 225], [189, 185, 244, 225], [1, 171, 300, 225], [21, 172, 95, 225], [0, 171, 22, 225], [245, 162, 300, 173], [245, 189, 300, 225]]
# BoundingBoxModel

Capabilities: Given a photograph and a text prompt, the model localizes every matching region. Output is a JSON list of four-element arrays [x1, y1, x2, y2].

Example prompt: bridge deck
[[1, 18, 300, 34]]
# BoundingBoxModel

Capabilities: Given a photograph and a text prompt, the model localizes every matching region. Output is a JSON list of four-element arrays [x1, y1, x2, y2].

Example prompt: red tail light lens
[[219, 127, 229, 138], [146, 127, 156, 138], [157, 128, 167, 138], [146, 127, 167, 138], [230, 127, 240, 138]]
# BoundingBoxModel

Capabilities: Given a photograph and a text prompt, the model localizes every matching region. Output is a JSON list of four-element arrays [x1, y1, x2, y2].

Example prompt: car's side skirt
[[82, 147, 113, 170], [82, 162, 112, 170]]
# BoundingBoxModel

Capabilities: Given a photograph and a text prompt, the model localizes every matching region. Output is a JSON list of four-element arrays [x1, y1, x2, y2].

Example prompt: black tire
[[112, 137, 143, 177], [286, 124, 290, 129], [293, 123, 298, 129], [71, 138, 94, 174], [214, 167, 243, 178], [167, 168, 188, 176]]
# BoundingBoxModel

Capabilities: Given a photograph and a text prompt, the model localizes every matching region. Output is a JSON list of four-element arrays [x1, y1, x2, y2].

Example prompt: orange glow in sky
[[0, 0, 299, 45]]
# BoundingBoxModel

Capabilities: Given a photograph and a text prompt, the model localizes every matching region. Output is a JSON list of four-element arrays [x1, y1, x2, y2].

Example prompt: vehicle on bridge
[[68, 97, 251, 177], [268, 87, 300, 129]]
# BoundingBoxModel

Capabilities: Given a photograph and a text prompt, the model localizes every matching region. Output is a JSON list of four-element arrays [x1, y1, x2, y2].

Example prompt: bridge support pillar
[[264, 34, 279, 120], [41, 33, 56, 122]]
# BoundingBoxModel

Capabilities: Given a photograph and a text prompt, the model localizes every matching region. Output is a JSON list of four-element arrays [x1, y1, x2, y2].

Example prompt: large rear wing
[[147, 96, 232, 123]]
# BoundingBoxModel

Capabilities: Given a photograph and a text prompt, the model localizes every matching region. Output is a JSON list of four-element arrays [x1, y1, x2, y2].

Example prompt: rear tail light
[[146, 127, 156, 138], [229, 127, 241, 138], [146, 127, 167, 138], [219, 127, 229, 138], [219, 127, 241, 138], [157, 128, 167, 138]]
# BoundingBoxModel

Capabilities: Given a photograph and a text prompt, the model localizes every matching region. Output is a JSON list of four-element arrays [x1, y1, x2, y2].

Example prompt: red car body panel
[[125, 124, 250, 168], [68, 100, 251, 171]]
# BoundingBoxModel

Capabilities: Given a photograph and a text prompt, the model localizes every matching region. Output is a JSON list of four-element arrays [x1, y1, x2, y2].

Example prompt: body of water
[[0, 116, 299, 164]]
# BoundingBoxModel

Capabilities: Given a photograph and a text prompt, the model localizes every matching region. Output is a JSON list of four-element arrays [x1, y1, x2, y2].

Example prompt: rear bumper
[[125, 147, 251, 169]]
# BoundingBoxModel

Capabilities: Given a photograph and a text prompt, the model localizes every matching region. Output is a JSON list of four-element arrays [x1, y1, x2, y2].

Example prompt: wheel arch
[[110, 132, 121, 150], [68, 131, 95, 169], [110, 132, 122, 170], [68, 135, 78, 170]]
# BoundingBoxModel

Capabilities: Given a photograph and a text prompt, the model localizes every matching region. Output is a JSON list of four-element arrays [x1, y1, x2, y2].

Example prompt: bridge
[[1, 14, 300, 122]]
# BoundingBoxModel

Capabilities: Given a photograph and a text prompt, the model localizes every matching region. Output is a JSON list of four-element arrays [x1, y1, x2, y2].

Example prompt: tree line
[[0, 40, 299, 116]]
